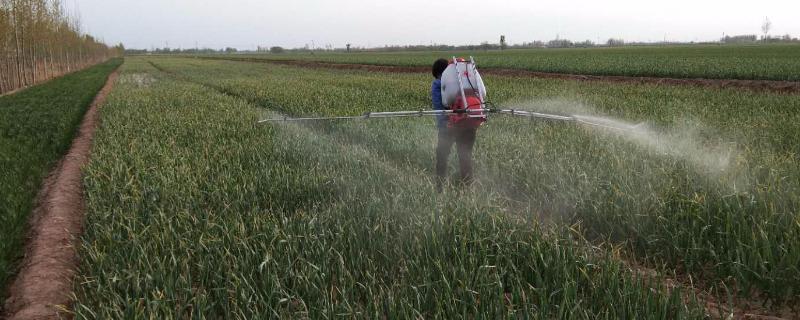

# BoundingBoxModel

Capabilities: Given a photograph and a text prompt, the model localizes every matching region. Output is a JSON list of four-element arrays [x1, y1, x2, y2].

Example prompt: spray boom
[[257, 57, 642, 132], [258, 107, 642, 132]]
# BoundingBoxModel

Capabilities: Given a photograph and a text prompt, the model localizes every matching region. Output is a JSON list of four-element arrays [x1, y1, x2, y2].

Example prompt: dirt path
[[209, 58, 800, 94], [2, 70, 119, 320]]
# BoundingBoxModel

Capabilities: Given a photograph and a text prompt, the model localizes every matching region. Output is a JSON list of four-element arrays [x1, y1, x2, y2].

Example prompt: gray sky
[[71, 0, 800, 50]]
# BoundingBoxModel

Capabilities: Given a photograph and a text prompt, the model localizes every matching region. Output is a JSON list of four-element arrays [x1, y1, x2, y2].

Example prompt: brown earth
[[2, 70, 119, 320], [621, 256, 799, 319], [0, 87, 27, 98], [208, 57, 800, 94]]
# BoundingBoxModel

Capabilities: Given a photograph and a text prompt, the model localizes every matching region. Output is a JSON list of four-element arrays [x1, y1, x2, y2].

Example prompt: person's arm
[[431, 80, 444, 111]]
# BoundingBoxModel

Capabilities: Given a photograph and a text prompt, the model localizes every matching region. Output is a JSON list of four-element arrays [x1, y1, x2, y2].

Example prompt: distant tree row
[[326, 38, 624, 52], [258, 37, 628, 53], [126, 47, 246, 55], [721, 34, 798, 44], [254, 40, 604, 54], [124, 31, 800, 58], [0, 0, 121, 95]]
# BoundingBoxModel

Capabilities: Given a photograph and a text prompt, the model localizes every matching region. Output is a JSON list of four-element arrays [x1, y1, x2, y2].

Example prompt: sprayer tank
[[440, 59, 487, 107]]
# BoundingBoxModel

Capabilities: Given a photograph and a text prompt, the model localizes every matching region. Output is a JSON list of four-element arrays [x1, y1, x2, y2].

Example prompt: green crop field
[[68, 56, 799, 318], [211, 44, 800, 81], [0, 58, 121, 298]]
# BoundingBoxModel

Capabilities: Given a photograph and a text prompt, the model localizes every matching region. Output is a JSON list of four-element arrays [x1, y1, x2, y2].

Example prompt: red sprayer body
[[440, 57, 487, 129]]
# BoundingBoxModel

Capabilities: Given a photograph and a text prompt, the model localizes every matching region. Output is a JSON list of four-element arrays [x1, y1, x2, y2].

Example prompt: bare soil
[[621, 257, 799, 319], [250, 59, 800, 94], [2, 70, 119, 320], [0, 87, 27, 98]]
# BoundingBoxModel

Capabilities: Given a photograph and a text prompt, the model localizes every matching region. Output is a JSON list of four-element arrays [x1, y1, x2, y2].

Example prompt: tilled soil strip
[[2, 70, 119, 320], [205, 57, 800, 94], [622, 258, 798, 319]]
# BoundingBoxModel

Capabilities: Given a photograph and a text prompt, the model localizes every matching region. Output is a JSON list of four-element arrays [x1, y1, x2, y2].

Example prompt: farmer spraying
[[431, 58, 487, 191], [262, 59, 630, 189]]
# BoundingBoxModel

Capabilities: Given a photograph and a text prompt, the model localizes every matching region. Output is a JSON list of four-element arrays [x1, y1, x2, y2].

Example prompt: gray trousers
[[436, 126, 477, 184]]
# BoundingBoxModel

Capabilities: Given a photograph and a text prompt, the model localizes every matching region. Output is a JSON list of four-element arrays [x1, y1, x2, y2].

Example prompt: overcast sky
[[69, 0, 800, 50]]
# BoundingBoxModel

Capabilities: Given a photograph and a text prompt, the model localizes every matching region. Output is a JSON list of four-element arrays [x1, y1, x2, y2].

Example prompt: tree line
[[125, 47, 239, 55], [0, 0, 121, 95], [262, 38, 623, 54]]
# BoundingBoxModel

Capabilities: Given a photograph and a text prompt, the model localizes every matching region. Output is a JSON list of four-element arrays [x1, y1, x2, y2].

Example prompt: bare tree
[[761, 17, 772, 42], [0, 0, 120, 94]]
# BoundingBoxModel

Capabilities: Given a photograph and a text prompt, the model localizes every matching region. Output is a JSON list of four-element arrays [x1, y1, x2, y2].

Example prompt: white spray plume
[[508, 98, 737, 175]]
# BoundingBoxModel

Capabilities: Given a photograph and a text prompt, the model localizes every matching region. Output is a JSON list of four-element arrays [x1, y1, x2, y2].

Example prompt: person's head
[[432, 58, 448, 79]]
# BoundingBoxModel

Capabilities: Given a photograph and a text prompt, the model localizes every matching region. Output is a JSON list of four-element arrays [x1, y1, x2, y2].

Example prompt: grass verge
[[0, 58, 122, 301]]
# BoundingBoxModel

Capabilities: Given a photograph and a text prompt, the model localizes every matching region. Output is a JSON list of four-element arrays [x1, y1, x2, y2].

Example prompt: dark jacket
[[431, 78, 447, 129]]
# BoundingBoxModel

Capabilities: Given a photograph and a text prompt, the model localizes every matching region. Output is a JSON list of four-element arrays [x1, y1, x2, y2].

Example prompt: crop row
[[153, 56, 800, 306], [211, 44, 800, 81]]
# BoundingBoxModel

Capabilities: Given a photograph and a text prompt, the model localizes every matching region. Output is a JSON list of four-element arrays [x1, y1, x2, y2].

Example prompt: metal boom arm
[[258, 108, 643, 133], [258, 108, 577, 123]]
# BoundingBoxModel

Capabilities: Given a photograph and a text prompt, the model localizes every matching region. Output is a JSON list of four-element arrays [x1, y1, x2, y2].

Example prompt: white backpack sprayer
[[259, 56, 638, 132]]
